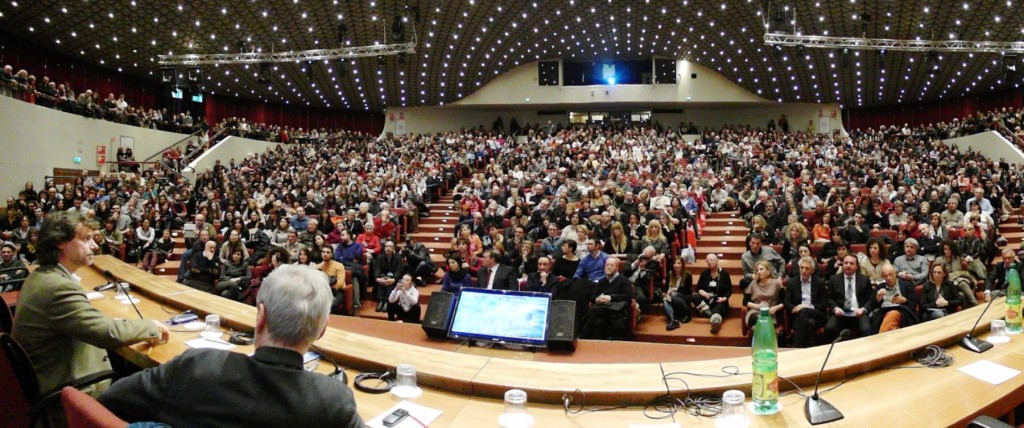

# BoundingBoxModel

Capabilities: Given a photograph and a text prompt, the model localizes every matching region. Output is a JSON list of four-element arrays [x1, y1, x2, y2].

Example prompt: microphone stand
[[960, 291, 1002, 353], [804, 330, 849, 425]]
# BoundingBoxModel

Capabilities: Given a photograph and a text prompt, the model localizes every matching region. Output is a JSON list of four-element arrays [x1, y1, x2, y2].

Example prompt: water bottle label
[[1008, 308, 1020, 322], [752, 371, 778, 401]]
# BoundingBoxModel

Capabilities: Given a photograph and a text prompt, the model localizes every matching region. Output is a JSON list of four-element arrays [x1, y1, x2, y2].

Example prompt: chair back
[[0, 295, 12, 334], [61, 387, 128, 428], [0, 333, 37, 428]]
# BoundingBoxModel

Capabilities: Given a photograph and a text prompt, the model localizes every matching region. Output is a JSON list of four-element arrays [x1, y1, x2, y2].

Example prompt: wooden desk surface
[[84, 256, 1024, 426]]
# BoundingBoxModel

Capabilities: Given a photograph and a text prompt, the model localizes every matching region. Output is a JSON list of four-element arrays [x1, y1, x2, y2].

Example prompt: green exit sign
[[73, 157, 82, 164]]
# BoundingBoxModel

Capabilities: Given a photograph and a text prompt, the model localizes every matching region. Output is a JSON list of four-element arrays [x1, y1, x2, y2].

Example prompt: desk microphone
[[960, 290, 1004, 353], [93, 270, 118, 292], [103, 270, 145, 320], [805, 329, 850, 425]]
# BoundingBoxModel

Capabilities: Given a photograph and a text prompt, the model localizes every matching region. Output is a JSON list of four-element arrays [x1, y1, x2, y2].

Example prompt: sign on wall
[[96, 145, 106, 165]]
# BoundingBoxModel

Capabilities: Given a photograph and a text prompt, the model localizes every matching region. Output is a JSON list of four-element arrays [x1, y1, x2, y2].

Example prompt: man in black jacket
[[580, 257, 634, 340], [986, 248, 1020, 298], [825, 254, 874, 339], [100, 265, 364, 428], [476, 249, 518, 290], [785, 256, 828, 348]]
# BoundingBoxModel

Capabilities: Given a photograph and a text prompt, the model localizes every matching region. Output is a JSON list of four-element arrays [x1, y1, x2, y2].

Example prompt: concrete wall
[[188, 136, 282, 174], [943, 131, 1024, 167], [454, 60, 766, 106], [381, 59, 845, 136], [0, 95, 192, 199]]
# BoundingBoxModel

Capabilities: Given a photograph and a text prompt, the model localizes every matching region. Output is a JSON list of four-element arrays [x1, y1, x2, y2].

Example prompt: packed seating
[[3, 100, 1023, 346]]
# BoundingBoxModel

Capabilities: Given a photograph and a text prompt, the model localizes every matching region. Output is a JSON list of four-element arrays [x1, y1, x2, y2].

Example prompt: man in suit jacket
[[12, 212, 168, 405], [785, 256, 828, 348], [100, 265, 363, 428], [825, 254, 874, 339], [580, 257, 635, 339], [525, 256, 564, 297], [476, 249, 517, 290], [986, 249, 1020, 298]]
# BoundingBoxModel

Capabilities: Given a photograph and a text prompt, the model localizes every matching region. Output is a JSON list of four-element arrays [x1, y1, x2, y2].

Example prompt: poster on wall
[[818, 117, 831, 135], [96, 145, 106, 165], [395, 119, 407, 136]]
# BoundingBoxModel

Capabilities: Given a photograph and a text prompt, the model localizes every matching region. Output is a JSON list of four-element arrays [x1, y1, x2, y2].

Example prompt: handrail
[[995, 119, 1024, 150], [179, 127, 229, 167], [140, 128, 205, 164]]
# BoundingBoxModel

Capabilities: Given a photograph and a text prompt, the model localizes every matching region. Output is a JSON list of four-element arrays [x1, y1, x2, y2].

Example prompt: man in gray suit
[[13, 211, 168, 396]]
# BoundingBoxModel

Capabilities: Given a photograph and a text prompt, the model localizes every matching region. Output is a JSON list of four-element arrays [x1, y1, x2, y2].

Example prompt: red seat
[[61, 387, 128, 428], [869, 229, 898, 242]]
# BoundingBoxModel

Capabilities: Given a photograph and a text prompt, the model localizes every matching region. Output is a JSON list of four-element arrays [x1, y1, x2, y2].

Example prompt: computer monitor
[[448, 288, 551, 347]]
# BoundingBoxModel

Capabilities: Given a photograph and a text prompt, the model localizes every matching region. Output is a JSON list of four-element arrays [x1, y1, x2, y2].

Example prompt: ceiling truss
[[158, 41, 417, 66], [765, 33, 1024, 54]]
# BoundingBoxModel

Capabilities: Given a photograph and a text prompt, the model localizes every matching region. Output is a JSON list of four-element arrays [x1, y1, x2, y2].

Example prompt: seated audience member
[[580, 257, 634, 339], [0, 241, 28, 289], [315, 245, 349, 314], [100, 265, 364, 428], [372, 241, 403, 312], [476, 249, 517, 290], [785, 256, 828, 348], [825, 254, 873, 339], [743, 260, 785, 329], [739, 233, 784, 292], [550, 240, 580, 278], [17, 227, 39, 264], [357, 223, 382, 258], [663, 258, 698, 331], [893, 238, 929, 290], [400, 236, 439, 281], [98, 217, 124, 256], [12, 211, 168, 424], [920, 263, 961, 321], [525, 255, 563, 296], [871, 264, 919, 333], [141, 228, 174, 273], [538, 223, 564, 258], [219, 229, 249, 265], [441, 256, 475, 294], [932, 239, 980, 308], [697, 253, 733, 334], [387, 274, 421, 323], [822, 243, 850, 279], [857, 238, 892, 285], [186, 240, 221, 292], [332, 229, 366, 310], [214, 248, 251, 301], [574, 238, 610, 283], [986, 249, 1020, 298]]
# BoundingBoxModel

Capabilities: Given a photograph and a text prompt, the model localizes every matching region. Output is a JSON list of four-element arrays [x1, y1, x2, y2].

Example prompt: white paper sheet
[[366, 400, 443, 428], [184, 338, 236, 350], [85, 292, 105, 300], [958, 359, 1021, 385]]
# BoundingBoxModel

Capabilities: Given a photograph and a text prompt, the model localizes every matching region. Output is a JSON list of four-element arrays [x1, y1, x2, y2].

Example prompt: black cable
[[353, 370, 395, 394], [158, 305, 183, 315]]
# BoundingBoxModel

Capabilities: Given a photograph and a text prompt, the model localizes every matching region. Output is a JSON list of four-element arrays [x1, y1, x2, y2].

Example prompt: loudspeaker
[[421, 292, 456, 339], [538, 60, 560, 86], [546, 300, 577, 353]]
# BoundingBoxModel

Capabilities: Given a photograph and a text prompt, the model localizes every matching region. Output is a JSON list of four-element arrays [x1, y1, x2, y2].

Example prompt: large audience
[[3, 86, 1024, 345]]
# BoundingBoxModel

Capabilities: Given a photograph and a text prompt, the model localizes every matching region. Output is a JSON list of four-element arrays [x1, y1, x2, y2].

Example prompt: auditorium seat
[[61, 387, 127, 428]]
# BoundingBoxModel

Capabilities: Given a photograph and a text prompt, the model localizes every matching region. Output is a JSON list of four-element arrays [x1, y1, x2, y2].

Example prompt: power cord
[[912, 345, 954, 368], [353, 370, 396, 394]]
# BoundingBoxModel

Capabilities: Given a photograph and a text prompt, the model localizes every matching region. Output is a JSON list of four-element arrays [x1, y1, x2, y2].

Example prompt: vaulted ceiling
[[1, 1, 1021, 112]]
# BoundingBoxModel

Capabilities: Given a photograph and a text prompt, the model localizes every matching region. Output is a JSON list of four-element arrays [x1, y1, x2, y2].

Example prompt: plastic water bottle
[[751, 307, 780, 415], [1006, 264, 1022, 335]]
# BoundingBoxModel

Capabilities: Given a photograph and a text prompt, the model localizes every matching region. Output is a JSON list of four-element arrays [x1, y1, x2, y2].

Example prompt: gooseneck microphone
[[93, 270, 118, 292], [805, 329, 850, 425], [960, 290, 1004, 353], [103, 270, 145, 320]]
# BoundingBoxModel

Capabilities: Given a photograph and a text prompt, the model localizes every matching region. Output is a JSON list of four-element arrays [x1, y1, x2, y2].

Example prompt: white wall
[[0, 95, 192, 199], [188, 136, 282, 174], [381, 59, 845, 136], [943, 131, 1024, 166]]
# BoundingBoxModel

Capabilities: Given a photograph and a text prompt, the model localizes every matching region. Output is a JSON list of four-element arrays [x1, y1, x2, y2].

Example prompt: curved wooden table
[[90, 255, 1010, 410]]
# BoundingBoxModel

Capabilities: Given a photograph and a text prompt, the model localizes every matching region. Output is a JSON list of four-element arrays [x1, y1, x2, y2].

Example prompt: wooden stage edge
[[93, 256, 1009, 407]]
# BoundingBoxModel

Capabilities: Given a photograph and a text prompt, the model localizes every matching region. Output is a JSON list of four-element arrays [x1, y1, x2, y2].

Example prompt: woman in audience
[[294, 247, 314, 266], [550, 240, 580, 279], [781, 223, 810, 264], [607, 222, 633, 257], [388, 274, 421, 323], [743, 260, 784, 329], [508, 240, 538, 278], [858, 238, 892, 285], [134, 218, 155, 259], [219, 229, 248, 265], [888, 201, 909, 229], [663, 258, 698, 330], [625, 213, 647, 244], [270, 217, 292, 246], [17, 228, 39, 264], [140, 228, 174, 273], [920, 263, 961, 321], [812, 212, 833, 244], [214, 248, 251, 301], [933, 239, 981, 308], [440, 256, 475, 294], [641, 219, 670, 257]]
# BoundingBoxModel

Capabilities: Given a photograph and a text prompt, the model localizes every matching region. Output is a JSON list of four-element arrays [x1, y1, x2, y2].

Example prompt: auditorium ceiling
[[1, 1, 1021, 112]]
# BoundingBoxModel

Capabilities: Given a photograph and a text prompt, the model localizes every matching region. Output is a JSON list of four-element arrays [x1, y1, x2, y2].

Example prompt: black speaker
[[538, 60, 560, 86], [421, 292, 456, 339], [546, 300, 577, 353]]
